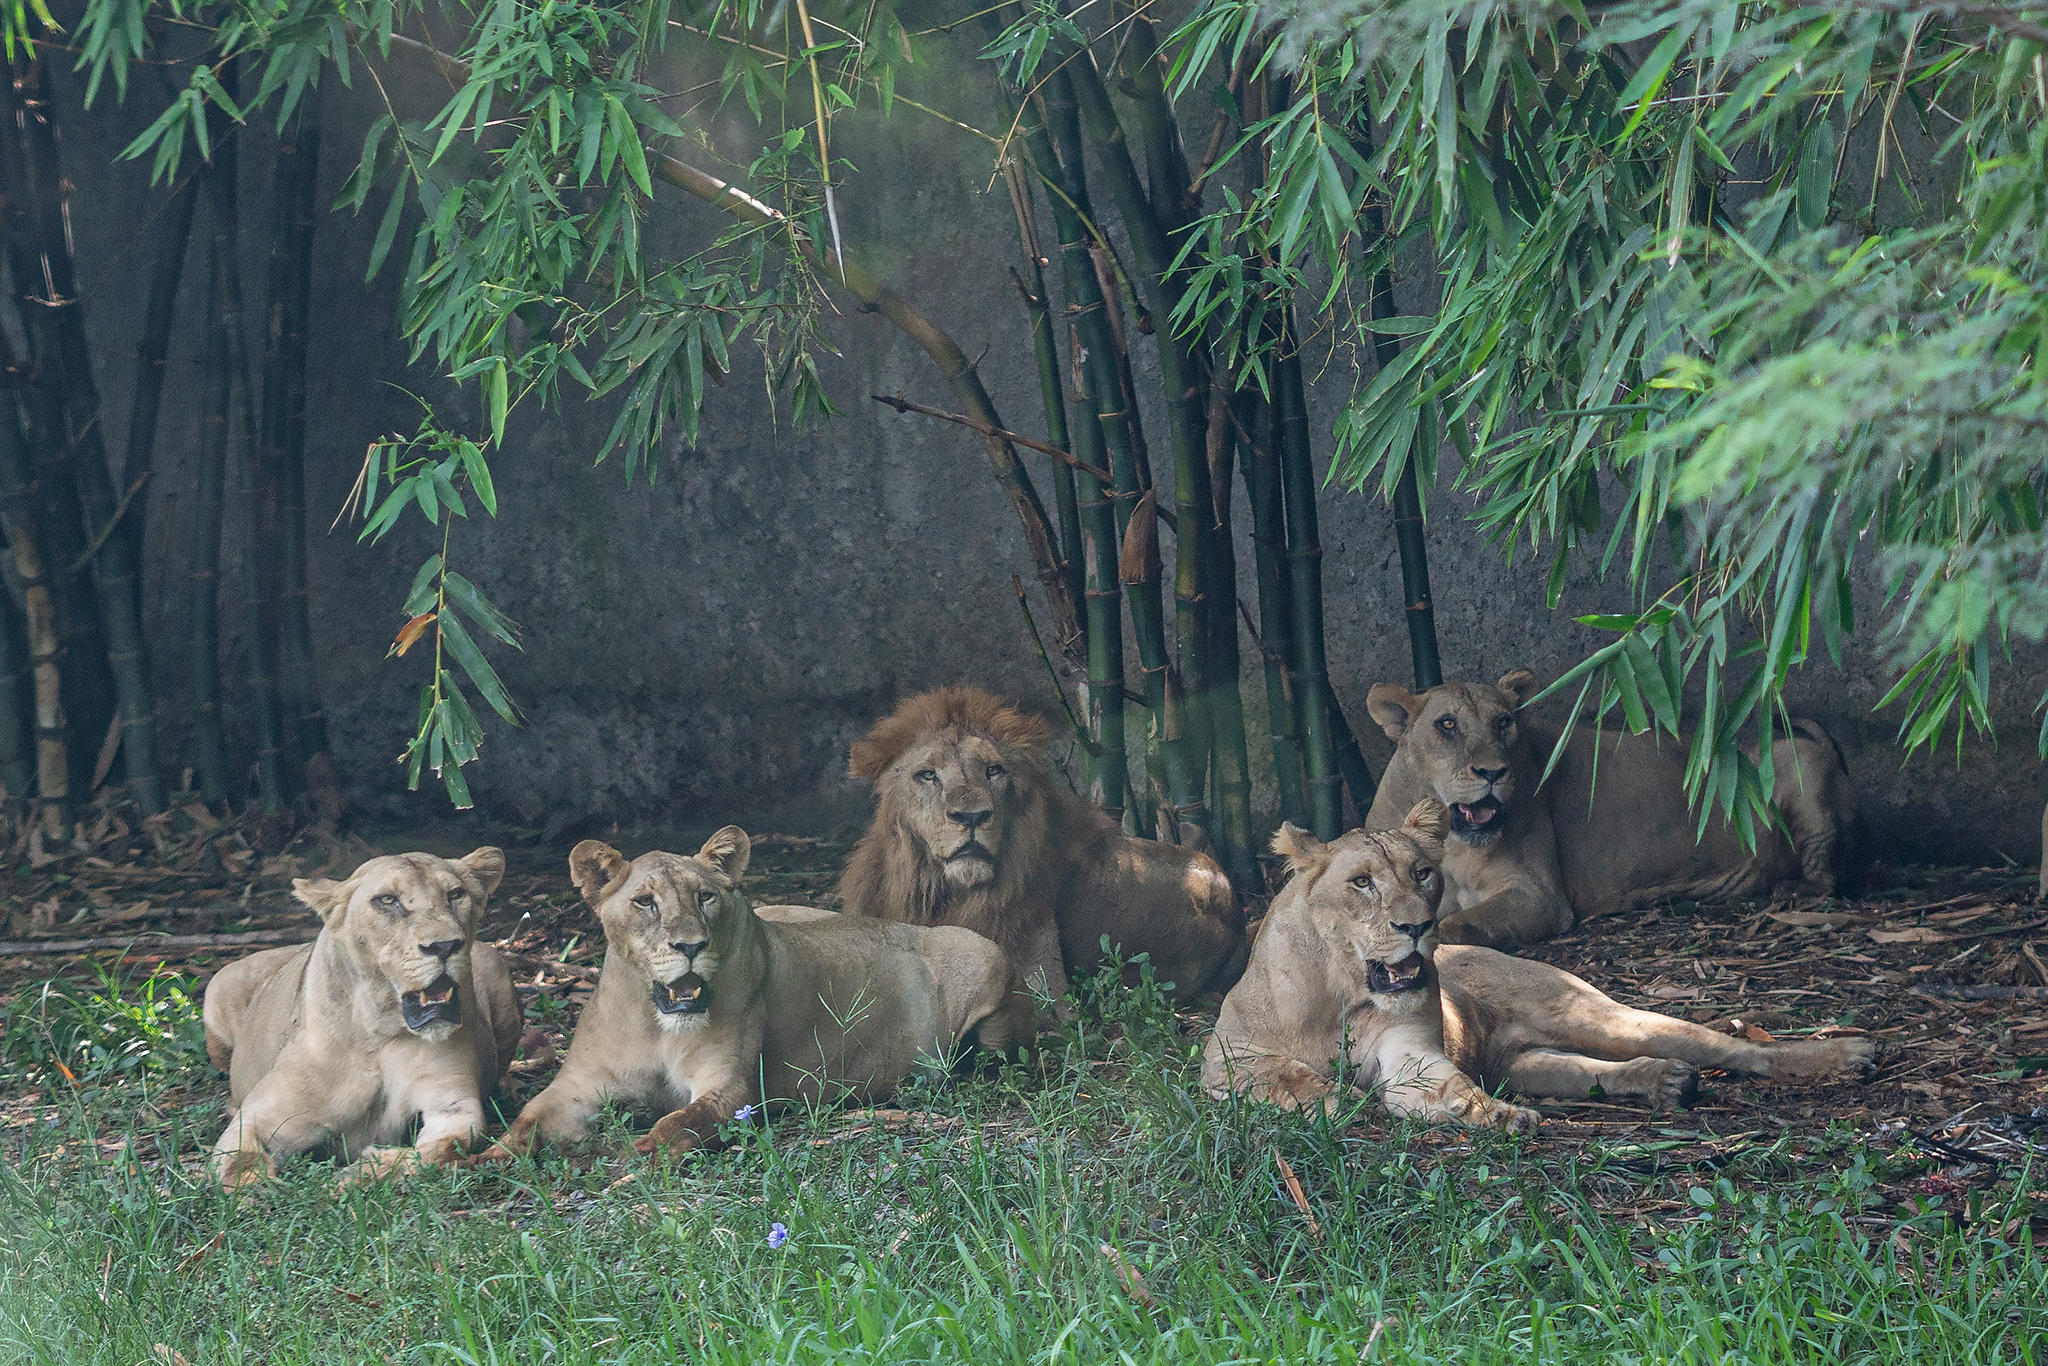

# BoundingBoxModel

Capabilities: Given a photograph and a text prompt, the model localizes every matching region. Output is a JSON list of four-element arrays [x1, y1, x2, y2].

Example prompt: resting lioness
[[202, 847, 521, 1185], [838, 686, 1246, 999], [1203, 803, 1873, 1127], [490, 827, 1034, 1159], [1363, 669, 1855, 949]]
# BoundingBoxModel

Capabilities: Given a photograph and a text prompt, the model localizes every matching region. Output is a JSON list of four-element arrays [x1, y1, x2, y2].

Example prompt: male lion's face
[[293, 848, 505, 1041], [1273, 801, 1449, 1001], [883, 728, 1019, 889], [1366, 669, 1538, 846], [571, 828, 751, 1033]]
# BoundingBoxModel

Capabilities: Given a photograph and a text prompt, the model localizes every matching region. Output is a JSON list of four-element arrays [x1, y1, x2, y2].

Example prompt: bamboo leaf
[[439, 610, 519, 722]]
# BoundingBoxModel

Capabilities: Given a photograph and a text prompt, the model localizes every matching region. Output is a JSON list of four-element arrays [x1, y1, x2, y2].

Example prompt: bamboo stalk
[[1203, 370, 1255, 889], [208, 61, 285, 816], [117, 170, 201, 613], [0, 368, 64, 833], [1236, 389, 1307, 828], [1000, 78, 1130, 822], [0, 582, 29, 817], [1039, 69, 1205, 839], [1275, 308, 1340, 841], [1348, 127, 1441, 689], [0, 74, 113, 798], [189, 180, 231, 809], [273, 92, 329, 765], [1322, 680, 1377, 821], [11, 57, 167, 814], [1065, 49, 1216, 837]]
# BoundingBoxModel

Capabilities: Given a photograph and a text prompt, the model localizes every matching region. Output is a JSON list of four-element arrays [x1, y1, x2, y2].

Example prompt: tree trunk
[[269, 94, 330, 769], [206, 62, 284, 815], [0, 581, 30, 820], [1237, 388, 1307, 829], [1275, 309, 1340, 840], [0, 369, 66, 834], [189, 177, 231, 808], [12, 57, 167, 813], [118, 170, 201, 615], [1203, 371, 1256, 890]]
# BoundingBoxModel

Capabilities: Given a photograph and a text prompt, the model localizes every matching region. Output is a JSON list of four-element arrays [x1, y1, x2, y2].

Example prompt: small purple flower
[[733, 1104, 759, 1123], [767, 1222, 789, 1250]]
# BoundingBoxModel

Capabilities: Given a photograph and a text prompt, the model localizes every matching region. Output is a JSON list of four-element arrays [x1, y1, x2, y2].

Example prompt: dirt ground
[[4, 802, 2046, 1205]]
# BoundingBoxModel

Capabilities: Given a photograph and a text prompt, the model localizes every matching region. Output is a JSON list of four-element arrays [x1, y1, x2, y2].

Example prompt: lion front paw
[[1485, 1100, 1542, 1135], [337, 1147, 421, 1189], [215, 1149, 277, 1190], [1648, 1060, 1700, 1113], [635, 1108, 711, 1158]]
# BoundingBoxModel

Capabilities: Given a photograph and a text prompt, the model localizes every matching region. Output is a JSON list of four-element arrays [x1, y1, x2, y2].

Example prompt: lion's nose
[[670, 939, 710, 959], [1391, 919, 1435, 939], [949, 809, 993, 831], [1470, 765, 1508, 783], [420, 938, 462, 962]]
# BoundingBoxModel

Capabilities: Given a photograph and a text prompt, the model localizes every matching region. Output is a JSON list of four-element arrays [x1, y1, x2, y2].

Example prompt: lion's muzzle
[[1449, 795, 1503, 838], [401, 975, 462, 1031], [651, 972, 711, 1016], [1366, 955, 1427, 995]]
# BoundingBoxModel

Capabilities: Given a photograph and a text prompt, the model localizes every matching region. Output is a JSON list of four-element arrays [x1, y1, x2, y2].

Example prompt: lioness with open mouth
[[487, 826, 1033, 1160], [1204, 801, 1873, 1127], [202, 847, 522, 1186]]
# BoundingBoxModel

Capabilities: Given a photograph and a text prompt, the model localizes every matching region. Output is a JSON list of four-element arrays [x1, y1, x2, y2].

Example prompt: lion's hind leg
[[1534, 996, 1873, 1081], [1502, 1048, 1697, 1112]]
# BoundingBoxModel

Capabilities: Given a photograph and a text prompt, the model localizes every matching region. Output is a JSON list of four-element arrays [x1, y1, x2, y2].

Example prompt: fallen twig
[[1911, 983, 2048, 1001], [0, 927, 316, 956], [1273, 1147, 1324, 1242]]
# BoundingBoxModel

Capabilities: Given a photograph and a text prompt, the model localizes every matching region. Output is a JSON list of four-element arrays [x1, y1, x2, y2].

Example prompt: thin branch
[[870, 390, 1116, 486]]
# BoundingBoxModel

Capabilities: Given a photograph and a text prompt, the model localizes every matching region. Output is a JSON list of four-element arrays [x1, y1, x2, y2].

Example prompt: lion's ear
[[568, 840, 630, 908], [1496, 668, 1539, 708], [1271, 822, 1332, 882], [1366, 684, 1426, 741], [1402, 798, 1450, 852], [293, 877, 351, 925], [697, 825, 751, 882], [459, 846, 506, 899]]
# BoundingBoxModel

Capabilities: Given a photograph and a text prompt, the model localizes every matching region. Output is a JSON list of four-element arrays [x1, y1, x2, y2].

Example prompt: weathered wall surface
[[54, 48, 2046, 864]]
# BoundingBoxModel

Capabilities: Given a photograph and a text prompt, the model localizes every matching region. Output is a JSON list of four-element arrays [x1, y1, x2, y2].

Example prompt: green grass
[[1, 961, 2041, 1365]]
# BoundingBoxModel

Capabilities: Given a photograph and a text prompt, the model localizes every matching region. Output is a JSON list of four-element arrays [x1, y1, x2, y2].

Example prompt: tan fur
[[1203, 804, 1873, 1126], [837, 686, 1246, 999], [200, 847, 520, 1186], [489, 826, 1035, 1160], [1362, 670, 1854, 949]]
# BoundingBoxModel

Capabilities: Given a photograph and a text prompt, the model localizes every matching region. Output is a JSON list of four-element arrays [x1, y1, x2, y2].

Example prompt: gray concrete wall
[[54, 46, 2046, 865]]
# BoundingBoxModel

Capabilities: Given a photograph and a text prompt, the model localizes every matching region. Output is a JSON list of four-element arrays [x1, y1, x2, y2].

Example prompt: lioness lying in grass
[[487, 827, 1034, 1160], [202, 847, 522, 1185], [1204, 802, 1873, 1128]]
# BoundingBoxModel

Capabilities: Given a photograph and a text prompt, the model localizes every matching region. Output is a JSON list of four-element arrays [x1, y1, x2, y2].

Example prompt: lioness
[[490, 827, 1033, 1159], [837, 686, 1246, 999], [1363, 669, 1854, 949], [1203, 803, 1873, 1127], [202, 847, 521, 1185]]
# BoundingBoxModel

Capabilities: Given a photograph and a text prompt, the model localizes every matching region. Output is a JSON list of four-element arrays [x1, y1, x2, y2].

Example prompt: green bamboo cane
[[271, 95, 331, 768], [1203, 372, 1256, 889], [189, 225, 231, 810], [0, 369, 65, 832], [1275, 308, 1340, 840], [207, 63, 285, 817], [1236, 388, 1307, 828], [12, 56, 167, 814], [1039, 70, 1206, 840], [1064, 48, 1216, 838], [1002, 84, 1131, 823]]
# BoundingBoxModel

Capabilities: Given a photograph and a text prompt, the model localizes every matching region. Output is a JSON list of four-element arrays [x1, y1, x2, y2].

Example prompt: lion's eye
[[448, 888, 466, 904], [632, 894, 656, 913], [373, 893, 405, 915], [1435, 716, 1459, 737], [914, 769, 940, 786], [1349, 875, 1374, 893], [985, 763, 1005, 780], [1414, 866, 1436, 887], [1494, 716, 1514, 736], [699, 892, 719, 910]]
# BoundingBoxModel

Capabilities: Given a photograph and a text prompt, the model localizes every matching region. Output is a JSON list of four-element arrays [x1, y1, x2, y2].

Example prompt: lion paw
[[1649, 1060, 1700, 1113], [1487, 1101, 1542, 1136], [215, 1150, 277, 1190]]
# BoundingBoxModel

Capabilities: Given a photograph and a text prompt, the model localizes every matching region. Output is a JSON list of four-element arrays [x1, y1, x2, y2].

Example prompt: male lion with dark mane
[[1364, 669, 1856, 949], [837, 686, 1246, 999]]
